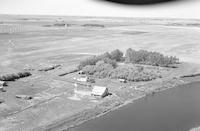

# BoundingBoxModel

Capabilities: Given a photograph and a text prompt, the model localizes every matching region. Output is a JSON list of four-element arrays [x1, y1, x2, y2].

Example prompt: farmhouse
[[91, 86, 108, 98]]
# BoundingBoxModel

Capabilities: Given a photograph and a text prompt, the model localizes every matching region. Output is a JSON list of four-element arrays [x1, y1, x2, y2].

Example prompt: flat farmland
[[0, 15, 200, 131]]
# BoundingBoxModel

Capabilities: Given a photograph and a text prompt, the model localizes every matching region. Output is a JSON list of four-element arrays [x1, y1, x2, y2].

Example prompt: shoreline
[[44, 75, 200, 131]]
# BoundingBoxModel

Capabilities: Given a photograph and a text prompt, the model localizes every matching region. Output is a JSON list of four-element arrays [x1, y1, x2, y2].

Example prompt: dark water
[[71, 81, 200, 131]]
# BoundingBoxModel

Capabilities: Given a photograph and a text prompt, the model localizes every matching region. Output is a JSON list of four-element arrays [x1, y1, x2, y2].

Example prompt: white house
[[91, 86, 108, 98]]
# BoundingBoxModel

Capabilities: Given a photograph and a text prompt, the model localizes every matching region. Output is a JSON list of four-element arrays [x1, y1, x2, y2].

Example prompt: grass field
[[0, 15, 200, 131]]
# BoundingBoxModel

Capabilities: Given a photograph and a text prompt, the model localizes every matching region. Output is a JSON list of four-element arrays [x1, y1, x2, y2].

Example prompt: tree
[[95, 61, 113, 72], [82, 65, 95, 75], [110, 49, 123, 61], [102, 57, 117, 68], [125, 48, 134, 63], [78, 56, 98, 69], [78, 51, 117, 69], [96, 52, 111, 60]]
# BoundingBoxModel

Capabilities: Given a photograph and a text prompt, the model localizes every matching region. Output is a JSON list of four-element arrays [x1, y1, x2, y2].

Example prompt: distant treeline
[[82, 24, 105, 28], [0, 72, 31, 81]]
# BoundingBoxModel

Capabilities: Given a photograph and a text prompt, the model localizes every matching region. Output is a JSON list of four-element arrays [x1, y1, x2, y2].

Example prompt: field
[[0, 15, 200, 131]]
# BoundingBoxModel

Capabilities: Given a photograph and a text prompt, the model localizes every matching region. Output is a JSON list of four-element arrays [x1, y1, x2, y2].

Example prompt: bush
[[102, 58, 117, 68], [0, 74, 18, 81], [82, 65, 95, 75], [17, 72, 31, 78]]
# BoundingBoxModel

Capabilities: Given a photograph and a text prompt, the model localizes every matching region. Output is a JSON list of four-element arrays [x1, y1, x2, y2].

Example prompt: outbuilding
[[0, 81, 6, 87], [119, 78, 127, 83], [76, 76, 88, 82], [91, 86, 108, 98], [78, 70, 84, 74], [0, 81, 7, 91]]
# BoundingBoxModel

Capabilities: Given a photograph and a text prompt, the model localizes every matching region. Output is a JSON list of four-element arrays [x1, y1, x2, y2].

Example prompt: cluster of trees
[[78, 48, 179, 82], [78, 49, 123, 69], [125, 48, 179, 67], [82, 60, 114, 78], [82, 63, 161, 82], [0, 71, 31, 81], [109, 65, 161, 81], [79, 48, 179, 70]]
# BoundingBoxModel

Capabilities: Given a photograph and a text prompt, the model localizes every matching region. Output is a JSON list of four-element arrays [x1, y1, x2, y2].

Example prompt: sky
[[0, 0, 200, 19]]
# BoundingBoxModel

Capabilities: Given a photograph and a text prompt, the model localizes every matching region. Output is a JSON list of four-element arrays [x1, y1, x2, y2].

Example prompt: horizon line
[[0, 13, 200, 21]]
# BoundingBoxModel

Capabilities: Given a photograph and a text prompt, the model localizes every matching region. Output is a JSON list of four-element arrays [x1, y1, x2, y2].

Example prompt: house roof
[[92, 86, 107, 96]]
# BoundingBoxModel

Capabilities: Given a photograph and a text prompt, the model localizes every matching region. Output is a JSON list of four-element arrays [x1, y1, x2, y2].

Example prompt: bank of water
[[71, 81, 200, 131]]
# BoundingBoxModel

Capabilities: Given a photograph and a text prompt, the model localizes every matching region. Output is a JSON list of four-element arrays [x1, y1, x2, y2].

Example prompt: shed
[[78, 70, 84, 74], [91, 86, 108, 98], [119, 78, 127, 83], [76, 76, 88, 82], [16, 95, 33, 100], [0, 81, 6, 87]]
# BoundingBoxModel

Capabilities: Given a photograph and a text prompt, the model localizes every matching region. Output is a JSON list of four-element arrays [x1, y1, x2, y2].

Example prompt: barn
[[91, 86, 108, 98]]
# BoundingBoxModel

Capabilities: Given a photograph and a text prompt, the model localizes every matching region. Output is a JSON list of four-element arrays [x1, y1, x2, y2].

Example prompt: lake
[[71, 81, 200, 131]]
